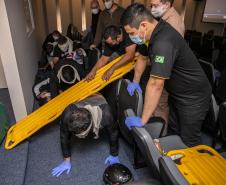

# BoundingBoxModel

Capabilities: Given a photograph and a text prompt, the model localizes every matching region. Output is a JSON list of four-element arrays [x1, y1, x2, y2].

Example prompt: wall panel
[[45, 0, 57, 32]]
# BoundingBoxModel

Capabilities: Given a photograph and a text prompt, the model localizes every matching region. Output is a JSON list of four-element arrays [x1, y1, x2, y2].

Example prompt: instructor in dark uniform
[[121, 3, 211, 147]]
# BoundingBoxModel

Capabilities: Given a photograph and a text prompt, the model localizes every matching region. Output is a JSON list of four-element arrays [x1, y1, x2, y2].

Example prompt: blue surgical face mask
[[129, 28, 146, 45]]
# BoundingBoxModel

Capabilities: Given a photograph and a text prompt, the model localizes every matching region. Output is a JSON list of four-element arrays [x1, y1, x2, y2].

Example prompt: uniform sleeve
[[100, 104, 119, 156], [60, 105, 76, 158], [150, 41, 177, 79]]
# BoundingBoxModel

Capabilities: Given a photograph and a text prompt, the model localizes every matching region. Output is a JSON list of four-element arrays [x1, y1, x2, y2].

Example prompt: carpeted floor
[[24, 121, 152, 185], [1, 88, 225, 185]]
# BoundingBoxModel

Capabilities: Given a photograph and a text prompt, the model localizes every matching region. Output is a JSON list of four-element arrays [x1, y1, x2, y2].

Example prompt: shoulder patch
[[155, 55, 165, 64]]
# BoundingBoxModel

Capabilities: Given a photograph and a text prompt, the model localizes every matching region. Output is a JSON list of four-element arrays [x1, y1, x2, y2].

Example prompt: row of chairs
[[116, 78, 226, 185], [184, 30, 226, 71], [199, 59, 226, 151]]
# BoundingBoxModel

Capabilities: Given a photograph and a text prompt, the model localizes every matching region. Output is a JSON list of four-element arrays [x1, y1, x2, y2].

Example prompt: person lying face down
[[51, 93, 119, 177], [85, 25, 136, 82]]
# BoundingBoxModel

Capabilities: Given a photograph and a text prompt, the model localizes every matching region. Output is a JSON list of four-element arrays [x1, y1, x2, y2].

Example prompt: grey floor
[[0, 88, 151, 185], [0, 88, 225, 185]]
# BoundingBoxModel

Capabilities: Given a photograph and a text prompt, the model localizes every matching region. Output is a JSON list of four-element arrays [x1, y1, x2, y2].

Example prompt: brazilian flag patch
[[155, 55, 165, 64]]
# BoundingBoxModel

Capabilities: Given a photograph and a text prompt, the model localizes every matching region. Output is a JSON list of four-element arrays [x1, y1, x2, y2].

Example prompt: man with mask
[[127, 0, 185, 123], [85, 25, 136, 81], [42, 30, 61, 51], [90, 0, 102, 38], [90, 0, 124, 49], [51, 93, 120, 177], [149, 0, 184, 36], [50, 36, 74, 68], [85, 25, 136, 118], [121, 4, 211, 147]]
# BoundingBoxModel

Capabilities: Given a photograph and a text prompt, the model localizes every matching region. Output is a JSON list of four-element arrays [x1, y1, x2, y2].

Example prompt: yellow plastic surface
[[167, 145, 226, 185], [5, 56, 135, 150]]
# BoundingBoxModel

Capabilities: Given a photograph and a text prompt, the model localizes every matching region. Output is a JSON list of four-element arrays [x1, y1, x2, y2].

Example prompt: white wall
[[3, 0, 39, 118], [0, 0, 27, 121], [33, 0, 48, 53], [0, 56, 7, 89]]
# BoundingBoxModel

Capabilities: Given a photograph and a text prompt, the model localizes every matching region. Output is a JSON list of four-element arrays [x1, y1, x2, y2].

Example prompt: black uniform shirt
[[148, 20, 211, 107], [103, 28, 134, 57]]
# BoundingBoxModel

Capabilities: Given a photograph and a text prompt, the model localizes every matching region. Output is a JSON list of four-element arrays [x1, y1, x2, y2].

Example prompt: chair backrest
[[159, 156, 189, 185], [199, 59, 215, 87], [125, 109, 161, 178], [117, 79, 143, 144], [202, 95, 219, 135]]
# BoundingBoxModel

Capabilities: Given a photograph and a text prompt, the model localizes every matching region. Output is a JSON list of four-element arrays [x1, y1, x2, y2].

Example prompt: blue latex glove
[[105, 155, 120, 165], [125, 116, 144, 130], [127, 82, 142, 96], [52, 160, 71, 177]]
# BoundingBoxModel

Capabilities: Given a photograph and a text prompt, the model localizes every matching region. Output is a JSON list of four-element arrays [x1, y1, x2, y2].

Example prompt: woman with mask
[[89, 0, 124, 49], [90, 0, 102, 38]]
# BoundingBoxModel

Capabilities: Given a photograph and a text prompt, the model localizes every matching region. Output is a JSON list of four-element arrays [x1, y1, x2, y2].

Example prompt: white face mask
[[92, 8, 99, 15], [58, 43, 68, 52], [104, 0, 113, 10], [53, 35, 59, 41], [151, 5, 167, 18]]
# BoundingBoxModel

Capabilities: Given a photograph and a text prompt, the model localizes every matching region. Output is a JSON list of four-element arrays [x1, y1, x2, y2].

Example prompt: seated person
[[33, 72, 58, 106], [51, 58, 86, 97], [50, 36, 74, 68], [40, 43, 55, 70], [42, 30, 61, 51], [51, 93, 120, 177], [85, 25, 136, 81]]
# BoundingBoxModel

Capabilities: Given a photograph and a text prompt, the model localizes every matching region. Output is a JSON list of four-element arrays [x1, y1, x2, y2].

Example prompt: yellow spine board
[[167, 145, 226, 185], [5, 56, 135, 150]]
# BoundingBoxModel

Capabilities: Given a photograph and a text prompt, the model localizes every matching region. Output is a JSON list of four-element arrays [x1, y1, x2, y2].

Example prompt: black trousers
[[167, 99, 210, 147]]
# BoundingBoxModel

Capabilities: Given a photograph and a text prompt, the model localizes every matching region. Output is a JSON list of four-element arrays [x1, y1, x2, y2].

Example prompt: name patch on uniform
[[155, 55, 165, 64]]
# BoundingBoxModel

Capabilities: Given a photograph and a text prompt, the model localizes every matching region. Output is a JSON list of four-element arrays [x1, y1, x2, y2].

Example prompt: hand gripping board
[[5, 56, 135, 149], [167, 145, 226, 185]]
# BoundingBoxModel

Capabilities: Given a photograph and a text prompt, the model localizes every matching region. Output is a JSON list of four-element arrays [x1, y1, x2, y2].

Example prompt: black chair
[[215, 50, 226, 72], [126, 155, 189, 185], [201, 34, 214, 62], [116, 79, 143, 144], [199, 59, 215, 88], [125, 109, 187, 178], [190, 31, 202, 56], [158, 156, 189, 185]]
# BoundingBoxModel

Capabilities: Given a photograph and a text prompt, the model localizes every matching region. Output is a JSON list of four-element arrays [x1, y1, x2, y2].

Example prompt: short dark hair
[[103, 25, 121, 40], [58, 36, 68, 45], [121, 3, 154, 29], [52, 30, 61, 36], [161, 0, 174, 5], [67, 108, 92, 135], [62, 65, 75, 83]]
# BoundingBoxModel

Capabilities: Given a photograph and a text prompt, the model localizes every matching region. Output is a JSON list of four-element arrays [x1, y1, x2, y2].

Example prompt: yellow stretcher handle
[[5, 56, 135, 150]]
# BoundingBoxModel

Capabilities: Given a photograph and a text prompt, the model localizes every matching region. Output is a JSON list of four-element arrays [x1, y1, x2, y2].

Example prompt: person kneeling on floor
[[51, 93, 120, 177]]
